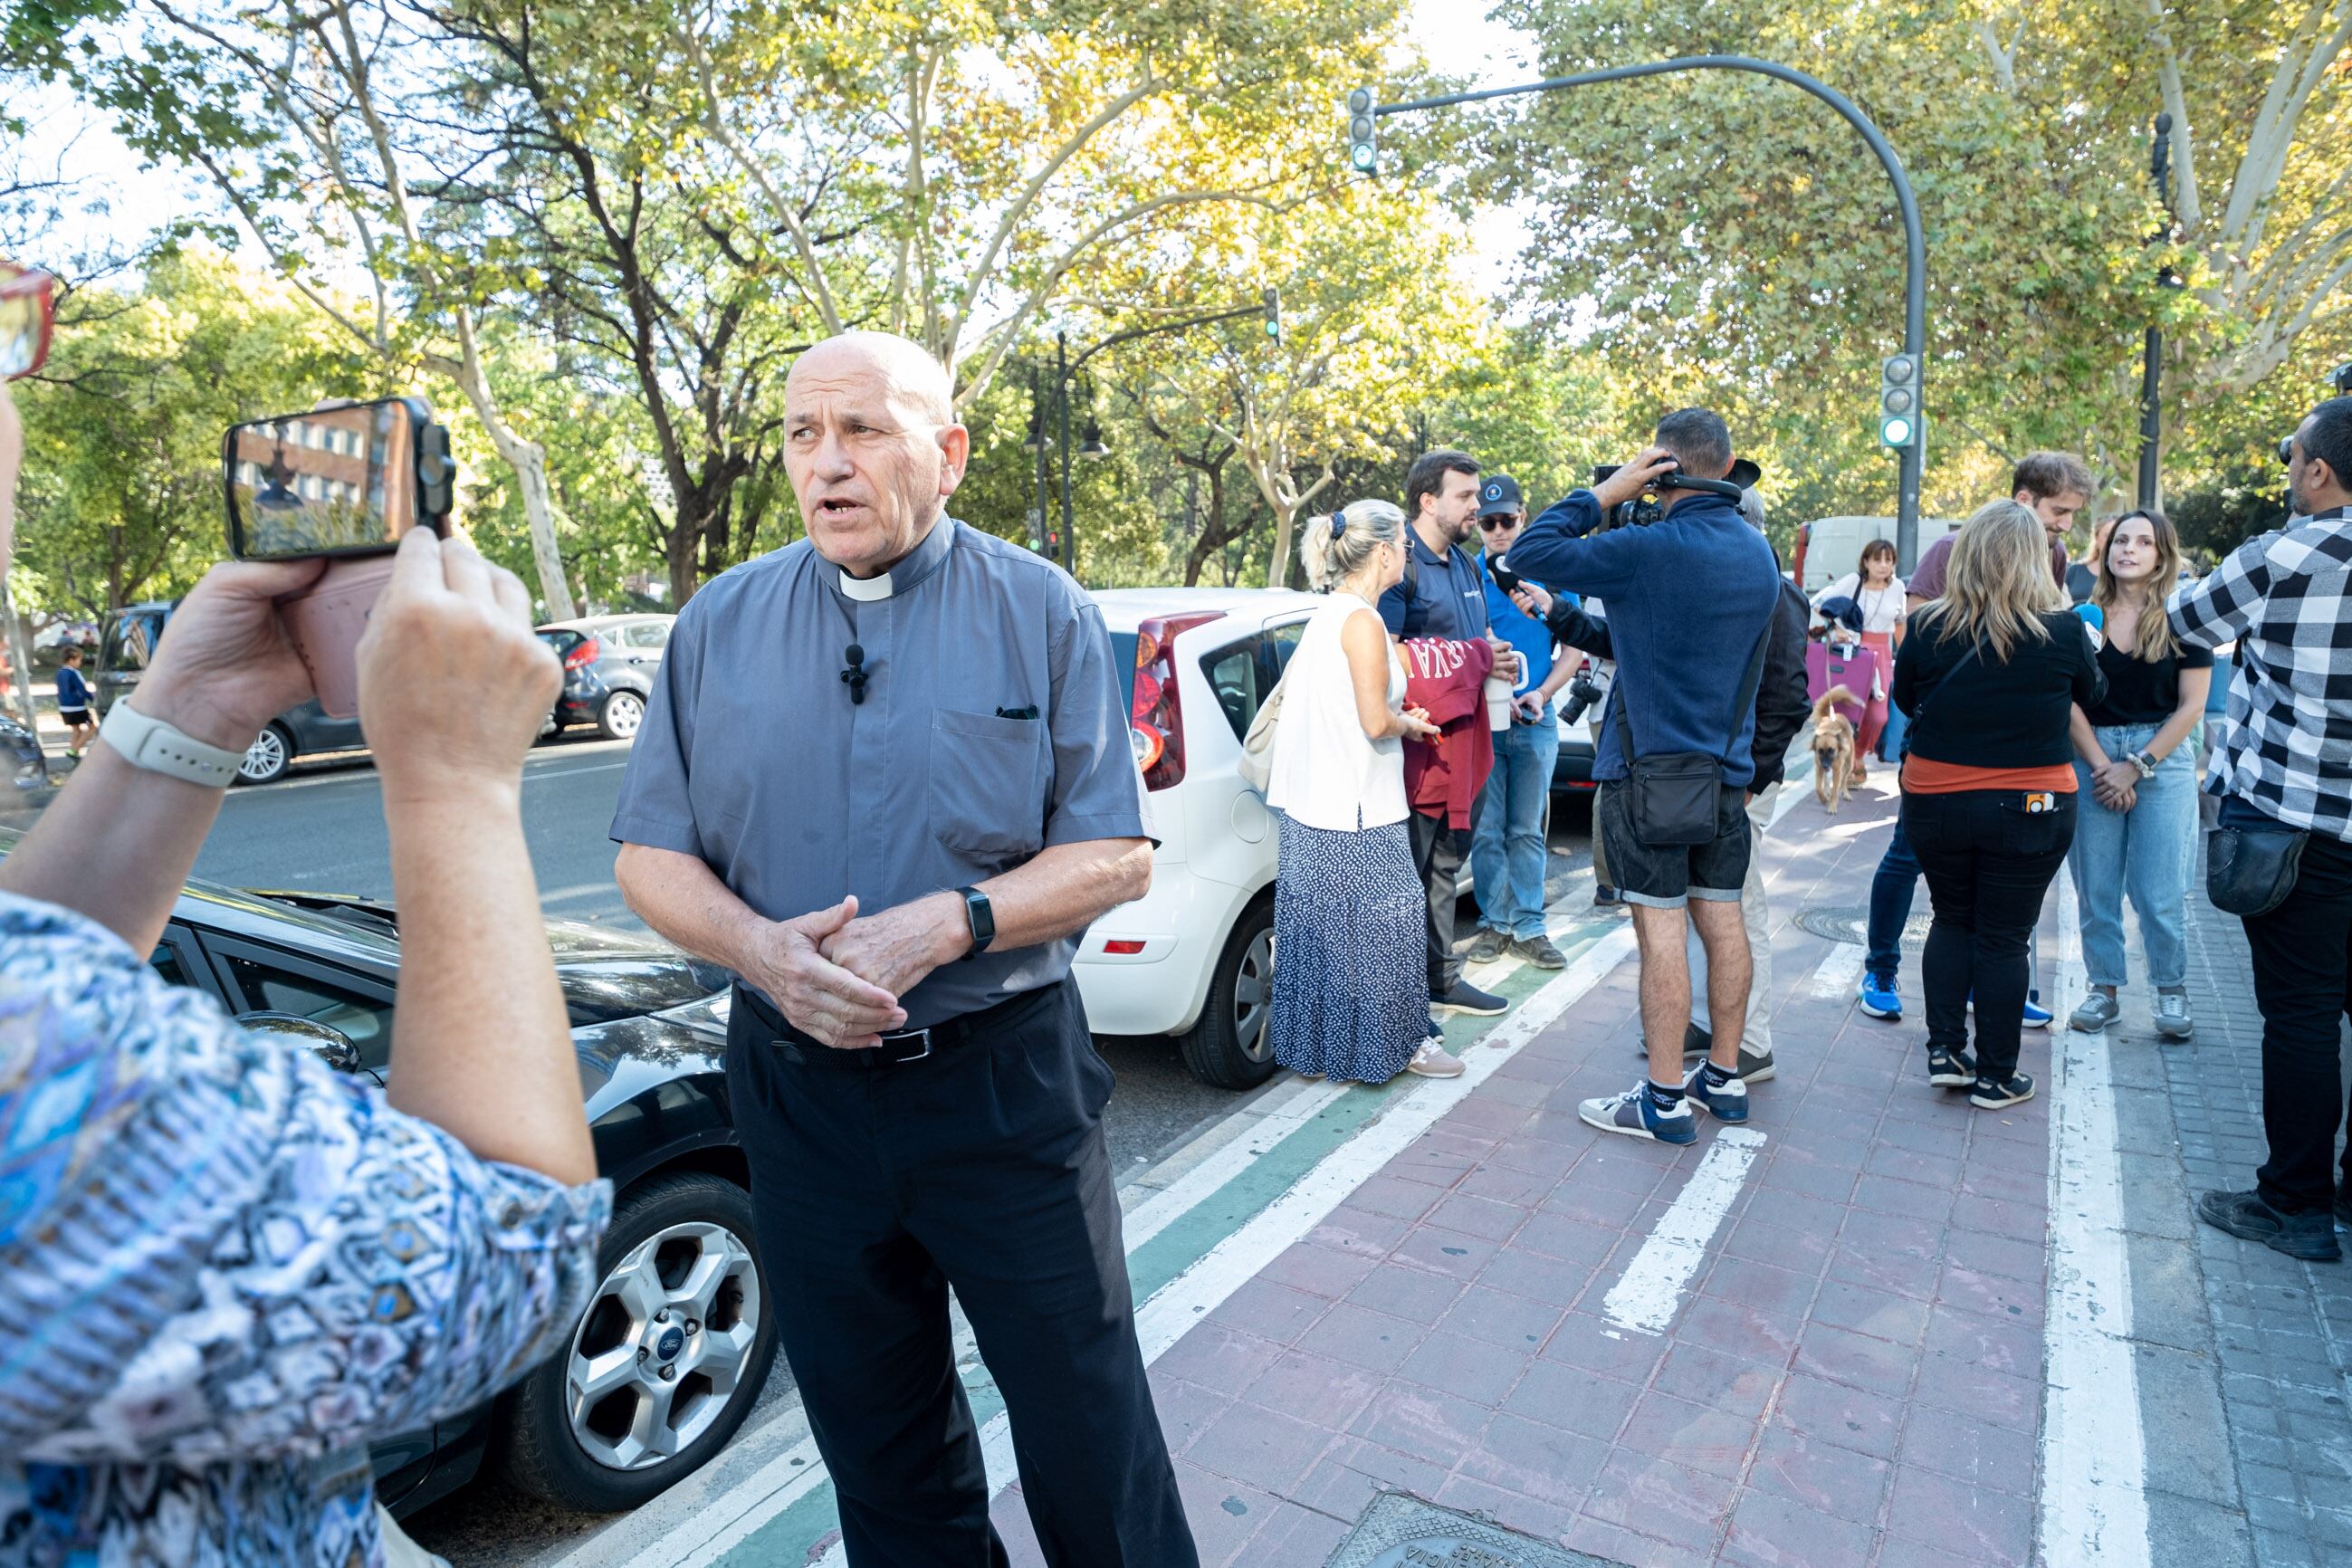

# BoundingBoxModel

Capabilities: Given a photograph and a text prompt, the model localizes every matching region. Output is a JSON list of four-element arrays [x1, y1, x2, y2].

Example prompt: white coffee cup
[[1485, 671, 1514, 731]]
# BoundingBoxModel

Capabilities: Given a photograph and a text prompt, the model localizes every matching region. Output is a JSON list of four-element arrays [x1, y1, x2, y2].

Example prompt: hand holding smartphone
[[221, 397, 456, 716]]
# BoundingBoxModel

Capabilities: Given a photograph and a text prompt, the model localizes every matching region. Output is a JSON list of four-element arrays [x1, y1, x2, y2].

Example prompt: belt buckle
[[879, 1028, 933, 1066]]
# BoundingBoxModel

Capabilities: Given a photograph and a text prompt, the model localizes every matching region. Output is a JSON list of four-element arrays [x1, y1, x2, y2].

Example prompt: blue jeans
[[1470, 708, 1561, 939], [1865, 815, 1921, 976], [2067, 721, 2196, 988]]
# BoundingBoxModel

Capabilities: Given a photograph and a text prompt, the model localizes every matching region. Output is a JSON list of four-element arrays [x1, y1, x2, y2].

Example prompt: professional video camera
[[1584, 463, 1750, 532]]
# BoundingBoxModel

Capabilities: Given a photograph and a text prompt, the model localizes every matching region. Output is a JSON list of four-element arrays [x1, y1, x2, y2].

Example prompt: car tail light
[[1128, 611, 1223, 791], [563, 636, 600, 671]]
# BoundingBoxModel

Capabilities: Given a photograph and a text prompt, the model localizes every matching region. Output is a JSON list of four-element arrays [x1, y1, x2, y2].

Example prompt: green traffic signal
[[1263, 286, 1281, 343], [1880, 415, 1916, 446], [1878, 353, 1921, 449], [1346, 87, 1378, 175]]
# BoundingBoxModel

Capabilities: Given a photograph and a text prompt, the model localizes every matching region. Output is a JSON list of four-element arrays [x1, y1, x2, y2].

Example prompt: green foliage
[[10, 246, 377, 614]]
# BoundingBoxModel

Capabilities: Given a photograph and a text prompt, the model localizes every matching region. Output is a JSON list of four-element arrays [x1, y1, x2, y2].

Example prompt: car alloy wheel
[[567, 1219, 761, 1473], [1232, 925, 1274, 1065], [599, 690, 645, 741], [237, 725, 291, 785]]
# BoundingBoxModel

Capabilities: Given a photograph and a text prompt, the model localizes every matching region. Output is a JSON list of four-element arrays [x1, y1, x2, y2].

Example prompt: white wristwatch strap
[[100, 703, 249, 788]]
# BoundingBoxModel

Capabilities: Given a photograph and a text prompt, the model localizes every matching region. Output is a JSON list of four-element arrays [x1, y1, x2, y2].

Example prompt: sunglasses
[[1477, 513, 1519, 531], [0, 263, 55, 381]]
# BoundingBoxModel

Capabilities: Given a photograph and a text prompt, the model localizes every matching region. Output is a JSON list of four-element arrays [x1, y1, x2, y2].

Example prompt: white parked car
[[1074, 588, 1321, 1089]]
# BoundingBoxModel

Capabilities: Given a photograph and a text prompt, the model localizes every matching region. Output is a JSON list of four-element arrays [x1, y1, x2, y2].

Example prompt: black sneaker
[[1592, 884, 1626, 911], [1927, 1045, 1976, 1089], [1967, 1071, 2035, 1110], [1636, 1023, 1713, 1058], [2200, 1190, 2342, 1263], [1433, 980, 1509, 1018]]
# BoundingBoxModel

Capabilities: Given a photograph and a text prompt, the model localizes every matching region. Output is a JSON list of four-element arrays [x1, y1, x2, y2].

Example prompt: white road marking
[[801, 923, 1645, 1568], [2040, 876, 2151, 1566], [1808, 942, 1866, 999], [1598, 1126, 1767, 1335]]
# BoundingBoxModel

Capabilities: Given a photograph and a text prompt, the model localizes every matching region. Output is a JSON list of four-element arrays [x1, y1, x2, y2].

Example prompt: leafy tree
[[10, 246, 375, 613]]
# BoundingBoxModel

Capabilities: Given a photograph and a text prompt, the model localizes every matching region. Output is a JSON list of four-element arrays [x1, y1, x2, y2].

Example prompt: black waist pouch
[[1624, 751, 1726, 846], [2206, 824, 2309, 917]]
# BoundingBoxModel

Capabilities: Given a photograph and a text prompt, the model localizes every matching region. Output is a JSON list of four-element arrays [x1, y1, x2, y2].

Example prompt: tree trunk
[[0, 578, 39, 739], [435, 349, 578, 621], [1263, 502, 1297, 591]]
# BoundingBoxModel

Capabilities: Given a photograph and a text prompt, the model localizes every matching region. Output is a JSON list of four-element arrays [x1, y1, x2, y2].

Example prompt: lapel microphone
[[841, 643, 869, 704]]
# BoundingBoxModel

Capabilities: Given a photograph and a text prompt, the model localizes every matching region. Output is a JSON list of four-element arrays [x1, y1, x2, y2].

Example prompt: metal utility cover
[[1793, 903, 1932, 947], [1323, 1492, 1626, 1567]]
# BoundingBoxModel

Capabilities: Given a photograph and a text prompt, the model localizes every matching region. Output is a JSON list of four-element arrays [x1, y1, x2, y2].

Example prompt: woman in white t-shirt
[[1814, 538, 1907, 762], [1266, 500, 1462, 1082]]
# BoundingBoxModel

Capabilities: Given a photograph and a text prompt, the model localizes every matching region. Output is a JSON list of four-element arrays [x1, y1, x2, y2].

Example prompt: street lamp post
[[2138, 110, 2178, 512], [1028, 292, 1283, 577], [1359, 56, 1929, 569]]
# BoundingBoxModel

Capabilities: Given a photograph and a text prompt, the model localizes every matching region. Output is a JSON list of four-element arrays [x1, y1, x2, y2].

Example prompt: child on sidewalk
[[53, 645, 94, 758]]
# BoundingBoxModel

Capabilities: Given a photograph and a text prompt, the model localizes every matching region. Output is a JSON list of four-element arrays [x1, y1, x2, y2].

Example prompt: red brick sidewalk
[[996, 781, 2056, 1568]]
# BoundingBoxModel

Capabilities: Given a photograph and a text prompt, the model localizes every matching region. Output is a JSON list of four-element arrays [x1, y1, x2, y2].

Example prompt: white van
[[1794, 515, 1965, 595]]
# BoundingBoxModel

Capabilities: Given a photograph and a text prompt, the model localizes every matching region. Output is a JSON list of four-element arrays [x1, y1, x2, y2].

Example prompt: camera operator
[[0, 382, 607, 1563], [1512, 485, 1809, 1080], [1506, 408, 1783, 1144]]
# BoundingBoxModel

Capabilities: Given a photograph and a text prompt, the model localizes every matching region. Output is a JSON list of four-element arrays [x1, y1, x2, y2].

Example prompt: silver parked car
[[536, 614, 674, 740]]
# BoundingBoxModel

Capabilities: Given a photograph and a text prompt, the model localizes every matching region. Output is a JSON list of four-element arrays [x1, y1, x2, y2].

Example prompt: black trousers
[[1901, 789, 2075, 1081], [1409, 806, 1469, 998], [2240, 823, 2352, 1215], [725, 981, 1197, 1568]]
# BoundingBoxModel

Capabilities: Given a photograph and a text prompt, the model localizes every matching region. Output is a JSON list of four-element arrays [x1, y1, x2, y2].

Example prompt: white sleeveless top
[[1267, 593, 1409, 832]]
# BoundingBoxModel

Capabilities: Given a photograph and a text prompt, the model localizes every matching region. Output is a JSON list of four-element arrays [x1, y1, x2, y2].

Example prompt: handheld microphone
[[842, 643, 869, 704]]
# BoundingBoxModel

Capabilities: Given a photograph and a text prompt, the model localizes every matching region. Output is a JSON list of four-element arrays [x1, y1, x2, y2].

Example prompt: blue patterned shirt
[[0, 891, 611, 1566]]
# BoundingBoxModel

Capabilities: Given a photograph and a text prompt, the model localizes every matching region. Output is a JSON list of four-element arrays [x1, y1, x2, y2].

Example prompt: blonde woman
[[1266, 501, 1462, 1082], [2065, 508, 2211, 1037], [1892, 502, 2106, 1109]]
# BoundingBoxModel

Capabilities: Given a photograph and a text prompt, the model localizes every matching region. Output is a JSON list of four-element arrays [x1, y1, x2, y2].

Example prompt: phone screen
[[225, 399, 420, 560]]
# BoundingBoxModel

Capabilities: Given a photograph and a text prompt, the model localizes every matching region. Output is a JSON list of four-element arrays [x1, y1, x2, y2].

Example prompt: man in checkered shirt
[[2170, 394, 2352, 1263]]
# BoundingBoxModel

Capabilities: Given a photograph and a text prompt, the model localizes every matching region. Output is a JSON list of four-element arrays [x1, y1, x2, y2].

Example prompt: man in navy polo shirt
[[1465, 474, 1573, 970], [1379, 449, 1520, 1021]]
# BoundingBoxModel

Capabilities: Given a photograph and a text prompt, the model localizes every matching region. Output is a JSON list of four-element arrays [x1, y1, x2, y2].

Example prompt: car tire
[[1178, 896, 1280, 1090], [502, 1171, 779, 1512], [597, 689, 646, 741], [234, 723, 294, 787]]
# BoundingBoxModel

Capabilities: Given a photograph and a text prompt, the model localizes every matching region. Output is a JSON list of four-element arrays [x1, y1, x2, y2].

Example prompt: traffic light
[[1879, 353, 1921, 448], [1263, 286, 1282, 345], [1346, 88, 1378, 175]]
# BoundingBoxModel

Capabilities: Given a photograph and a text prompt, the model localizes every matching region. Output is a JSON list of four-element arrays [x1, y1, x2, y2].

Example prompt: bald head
[[784, 331, 970, 577], [789, 331, 955, 425]]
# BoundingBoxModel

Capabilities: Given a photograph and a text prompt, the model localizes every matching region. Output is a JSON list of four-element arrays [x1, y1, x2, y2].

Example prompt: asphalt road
[[5, 732, 1595, 1563]]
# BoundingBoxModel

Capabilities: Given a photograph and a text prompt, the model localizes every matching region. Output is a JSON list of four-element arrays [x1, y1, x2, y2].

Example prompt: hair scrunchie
[[1329, 512, 1348, 540]]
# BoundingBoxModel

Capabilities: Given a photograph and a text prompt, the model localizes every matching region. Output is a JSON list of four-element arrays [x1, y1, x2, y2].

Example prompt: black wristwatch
[[957, 885, 995, 960]]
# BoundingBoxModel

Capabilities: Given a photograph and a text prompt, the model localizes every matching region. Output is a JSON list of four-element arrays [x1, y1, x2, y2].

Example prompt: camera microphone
[[842, 643, 869, 705]]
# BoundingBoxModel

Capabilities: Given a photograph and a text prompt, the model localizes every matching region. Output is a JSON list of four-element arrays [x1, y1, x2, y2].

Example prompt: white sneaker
[[1406, 1039, 1465, 1078]]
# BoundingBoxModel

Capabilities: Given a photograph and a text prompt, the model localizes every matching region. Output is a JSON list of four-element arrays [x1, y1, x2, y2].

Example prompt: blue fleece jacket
[[1507, 489, 1782, 787]]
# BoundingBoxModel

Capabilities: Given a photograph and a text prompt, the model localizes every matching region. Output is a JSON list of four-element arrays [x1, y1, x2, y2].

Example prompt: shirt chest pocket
[[929, 707, 1047, 862]]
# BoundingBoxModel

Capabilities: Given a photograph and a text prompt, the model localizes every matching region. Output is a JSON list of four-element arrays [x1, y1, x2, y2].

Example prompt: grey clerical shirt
[[609, 515, 1146, 1028]]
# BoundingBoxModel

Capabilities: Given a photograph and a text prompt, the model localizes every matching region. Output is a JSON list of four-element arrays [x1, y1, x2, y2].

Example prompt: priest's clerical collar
[[828, 513, 955, 602]]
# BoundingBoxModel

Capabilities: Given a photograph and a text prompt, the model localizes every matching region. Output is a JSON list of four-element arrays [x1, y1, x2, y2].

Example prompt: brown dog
[[1811, 685, 1860, 813]]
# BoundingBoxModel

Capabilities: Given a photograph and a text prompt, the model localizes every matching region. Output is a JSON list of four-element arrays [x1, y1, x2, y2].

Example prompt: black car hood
[[540, 917, 734, 1023]]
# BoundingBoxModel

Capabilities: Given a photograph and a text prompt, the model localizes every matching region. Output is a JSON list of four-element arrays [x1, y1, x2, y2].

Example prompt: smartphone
[[0, 263, 55, 381], [222, 397, 456, 718]]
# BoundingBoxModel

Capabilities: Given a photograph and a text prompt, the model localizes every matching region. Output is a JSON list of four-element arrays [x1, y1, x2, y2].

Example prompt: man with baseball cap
[[1465, 474, 1575, 968]]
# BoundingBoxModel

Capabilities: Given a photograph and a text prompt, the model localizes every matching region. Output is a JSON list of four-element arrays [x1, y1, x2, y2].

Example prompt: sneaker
[[1464, 928, 1511, 964], [1636, 1022, 1714, 1058], [1732, 1046, 1777, 1085], [1858, 970, 1903, 1020], [1432, 980, 1510, 1018], [1927, 1044, 1977, 1088], [1406, 1039, 1465, 1078], [2022, 994, 2052, 1030], [2154, 990, 2194, 1041], [2070, 991, 2120, 1033], [1578, 1085, 1697, 1145], [1592, 884, 1625, 911], [1681, 1062, 1750, 1123], [2199, 1189, 2341, 1263], [1511, 933, 1568, 970], [1968, 1071, 2036, 1110]]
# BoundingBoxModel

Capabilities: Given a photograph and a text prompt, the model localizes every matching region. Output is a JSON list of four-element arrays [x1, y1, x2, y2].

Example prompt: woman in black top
[[1893, 502, 2106, 1109], [2063, 509, 2212, 1038]]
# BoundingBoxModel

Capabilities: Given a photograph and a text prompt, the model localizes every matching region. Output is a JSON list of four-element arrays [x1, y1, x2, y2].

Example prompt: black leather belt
[[732, 980, 1060, 1071]]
